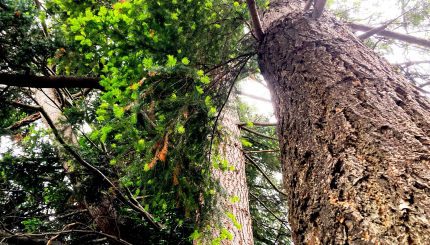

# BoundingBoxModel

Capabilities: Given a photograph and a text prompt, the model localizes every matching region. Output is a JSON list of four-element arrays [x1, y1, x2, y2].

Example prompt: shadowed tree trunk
[[33, 88, 122, 240], [258, 1, 430, 244]]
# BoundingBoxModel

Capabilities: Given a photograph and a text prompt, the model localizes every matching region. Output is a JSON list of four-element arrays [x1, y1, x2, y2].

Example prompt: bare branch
[[245, 0, 264, 41], [244, 154, 287, 197], [358, 22, 391, 40], [0, 73, 102, 89], [245, 149, 279, 153], [312, 0, 327, 18], [6, 112, 41, 130], [2, 229, 132, 245], [304, 0, 313, 11], [249, 192, 289, 227], [5, 100, 41, 111], [240, 126, 278, 140], [237, 90, 272, 103], [71, 88, 93, 98], [237, 122, 277, 127], [349, 23, 430, 48], [395, 60, 430, 67]]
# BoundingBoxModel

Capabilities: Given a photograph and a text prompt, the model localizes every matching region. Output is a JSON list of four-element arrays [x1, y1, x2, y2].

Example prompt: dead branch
[[349, 23, 430, 48], [245, 0, 264, 41]]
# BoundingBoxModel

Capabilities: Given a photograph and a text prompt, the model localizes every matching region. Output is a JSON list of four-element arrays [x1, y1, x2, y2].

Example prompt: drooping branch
[[35, 105, 163, 230], [244, 154, 287, 197], [208, 59, 249, 163], [245, 0, 264, 41], [249, 192, 289, 227], [0, 73, 102, 89], [349, 23, 430, 48]]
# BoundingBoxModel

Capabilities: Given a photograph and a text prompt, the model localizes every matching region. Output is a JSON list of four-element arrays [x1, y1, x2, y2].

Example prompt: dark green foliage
[[1, 0, 257, 243], [0, 0, 60, 75]]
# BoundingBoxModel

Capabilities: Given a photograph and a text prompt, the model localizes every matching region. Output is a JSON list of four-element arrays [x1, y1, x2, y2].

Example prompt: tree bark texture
[[211, 98, 254, 245], [259, 2, 430, 244]]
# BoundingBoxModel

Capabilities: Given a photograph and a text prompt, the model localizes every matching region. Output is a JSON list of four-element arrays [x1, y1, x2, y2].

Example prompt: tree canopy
[[1, 0, 430, 244]]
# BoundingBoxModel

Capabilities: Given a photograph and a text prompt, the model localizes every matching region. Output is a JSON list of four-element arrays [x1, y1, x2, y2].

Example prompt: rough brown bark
[[259, 2, 430, 244], [211, 98, 254, 244]]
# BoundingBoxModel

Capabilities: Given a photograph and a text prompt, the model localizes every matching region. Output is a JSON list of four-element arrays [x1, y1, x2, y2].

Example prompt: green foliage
[[1, 0, 252, 243], [0, 0, 60, 74], [0, 0, 279, 243], [237, 101, 291, 244]]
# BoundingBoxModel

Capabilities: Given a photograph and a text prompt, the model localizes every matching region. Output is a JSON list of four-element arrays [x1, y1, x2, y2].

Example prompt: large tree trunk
[[259, 1, 430, 244], [210, 97, 254, 244]]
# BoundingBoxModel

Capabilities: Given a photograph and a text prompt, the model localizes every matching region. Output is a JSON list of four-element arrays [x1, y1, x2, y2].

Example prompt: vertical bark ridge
[[259, 9, 430, 244]]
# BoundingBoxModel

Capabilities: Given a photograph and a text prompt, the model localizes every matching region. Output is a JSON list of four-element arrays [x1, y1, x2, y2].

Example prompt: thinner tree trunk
[[211, 97, 254, 244], [259, 2, 430, 244], [33, 88, 121, 239]]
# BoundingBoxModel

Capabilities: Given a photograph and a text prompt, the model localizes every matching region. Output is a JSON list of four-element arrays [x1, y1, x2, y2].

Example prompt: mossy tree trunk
[[210, 97, 254, 244]]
